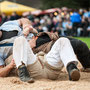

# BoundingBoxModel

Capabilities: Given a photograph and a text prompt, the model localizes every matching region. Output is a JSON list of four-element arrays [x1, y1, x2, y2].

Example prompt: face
[[28, 36, 37, 49]]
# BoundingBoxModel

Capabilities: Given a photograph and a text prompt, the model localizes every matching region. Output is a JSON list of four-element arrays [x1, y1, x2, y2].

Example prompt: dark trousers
[[72, 22, 80, 36], [0, 30, 18, 41], [67, 29, 73, 36], [68, 37, 90, 68]]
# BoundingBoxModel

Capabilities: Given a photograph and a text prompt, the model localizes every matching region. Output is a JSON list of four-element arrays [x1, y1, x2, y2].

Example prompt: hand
[[23, 27, 30, 36], [9, 59, 16, 69], [23, 25, 38, 37]]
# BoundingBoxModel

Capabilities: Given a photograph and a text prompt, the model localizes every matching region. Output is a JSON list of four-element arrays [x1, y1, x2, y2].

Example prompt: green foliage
[[41, 0, 90, 9], [75, 37, 90, 48]]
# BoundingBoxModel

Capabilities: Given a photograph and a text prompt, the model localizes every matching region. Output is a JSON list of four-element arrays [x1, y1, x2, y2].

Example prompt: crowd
[[0, 8, 90, 37]]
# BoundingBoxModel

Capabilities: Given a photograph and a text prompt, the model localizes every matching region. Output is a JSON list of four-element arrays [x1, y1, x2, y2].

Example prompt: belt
[[0, 43, 13, 47], [38, 57, 44, 69]]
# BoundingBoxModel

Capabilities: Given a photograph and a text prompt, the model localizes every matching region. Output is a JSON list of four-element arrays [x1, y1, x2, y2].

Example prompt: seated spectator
[[0, 13, 7, 25], [77, 17, 89, 37], [70, 9, 81, 36], [40, 17, 45, 25], [27, 12, 34, 22], [87, 26, 90, 37], [77, 28, 83, 37], [52, 17, 60, 32], [10, 12, 20, 20], [83, 9, 90, 18], [37, 26, 43, 32], [42, 26, 48, 32], [46, 19, 53, 32], [66, 19, 73, 36], [33, 18, 40, 29], [61, 19, 68, 36]]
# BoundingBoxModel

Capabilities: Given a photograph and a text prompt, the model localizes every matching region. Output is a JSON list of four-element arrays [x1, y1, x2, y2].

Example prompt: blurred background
[[0, 0, 90, 46]]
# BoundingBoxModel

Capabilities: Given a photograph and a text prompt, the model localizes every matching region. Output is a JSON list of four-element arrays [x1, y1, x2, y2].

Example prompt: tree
[[41, 0, 90, 9]]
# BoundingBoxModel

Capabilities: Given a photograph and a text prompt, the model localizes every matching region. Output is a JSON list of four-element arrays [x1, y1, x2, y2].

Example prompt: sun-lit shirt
[[83, 12, 90, 18], [70, 12, 81, 23], [0, 20, 22, 35], [62, 22, 68, 29]]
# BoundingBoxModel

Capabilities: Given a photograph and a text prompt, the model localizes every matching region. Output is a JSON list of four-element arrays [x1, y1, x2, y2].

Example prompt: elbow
[[20, 18, 30, 22], [0, 68, 7, 77]]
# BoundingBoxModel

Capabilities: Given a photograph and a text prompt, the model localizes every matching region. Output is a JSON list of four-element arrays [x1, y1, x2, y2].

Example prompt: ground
[[0, 63, 90, 90], [75, 37, 90, 48]]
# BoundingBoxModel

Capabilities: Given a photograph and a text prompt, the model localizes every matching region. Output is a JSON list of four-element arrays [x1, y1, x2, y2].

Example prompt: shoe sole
[[70, 69, 80, 81], [27, 78, 35, 83]]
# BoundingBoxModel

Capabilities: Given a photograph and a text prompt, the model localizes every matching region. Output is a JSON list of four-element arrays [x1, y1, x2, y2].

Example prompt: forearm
[[18, 18, 38, 36], [0, 65, 14, 77], [19, 18, 32, 28]]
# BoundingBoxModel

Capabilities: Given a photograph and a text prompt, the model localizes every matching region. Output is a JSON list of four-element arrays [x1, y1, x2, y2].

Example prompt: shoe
[[67, 63, 80, 81], [18, 65, 34, 83]]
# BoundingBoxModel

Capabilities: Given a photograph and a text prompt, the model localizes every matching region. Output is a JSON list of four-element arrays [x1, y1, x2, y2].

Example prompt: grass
[[74, 37, 90, 48]]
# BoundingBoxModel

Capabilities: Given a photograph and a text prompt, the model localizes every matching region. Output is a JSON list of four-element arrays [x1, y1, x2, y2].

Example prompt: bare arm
[[17, 18, 38, 36], [0, 60, 15, 77], [18, 18, 32, 28]]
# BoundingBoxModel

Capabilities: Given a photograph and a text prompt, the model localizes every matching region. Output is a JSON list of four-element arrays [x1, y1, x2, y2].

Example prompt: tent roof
[[0, 1, 38, 15]]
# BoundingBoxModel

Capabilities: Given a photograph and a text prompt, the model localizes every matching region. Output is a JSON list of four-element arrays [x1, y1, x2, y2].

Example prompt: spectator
[[52, 17, 60, 32], [70, 9, 81, 36], [87, 26, 90, 37], [1, 13, 7, 25], [77, 18, 88, 37], [37, 26, 43, 32], [87, 17, 90, 36], [66, 19, 73, 36], [6, 15, 11, 21], [27, 12, 34, 22], [10, 12, 20, 20], [46, 19, 53, 32], [0, 8, 90, 37], [33, 18, 40, 29], [61, 19, 68, 36], [83, 9, 90, 18]]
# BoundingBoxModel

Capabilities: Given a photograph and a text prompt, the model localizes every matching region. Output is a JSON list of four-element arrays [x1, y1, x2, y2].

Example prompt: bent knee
[[58, 37, 70, 43], [14, 36, 26, 42], [14, 36, 26, 44]]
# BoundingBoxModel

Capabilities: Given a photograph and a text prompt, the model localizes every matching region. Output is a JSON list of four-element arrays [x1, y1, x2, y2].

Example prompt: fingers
[[23, 27, 30, 36], [31, 28, 38, 34], [11, 59, 16, 66], [23, 25, 38, 37]]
